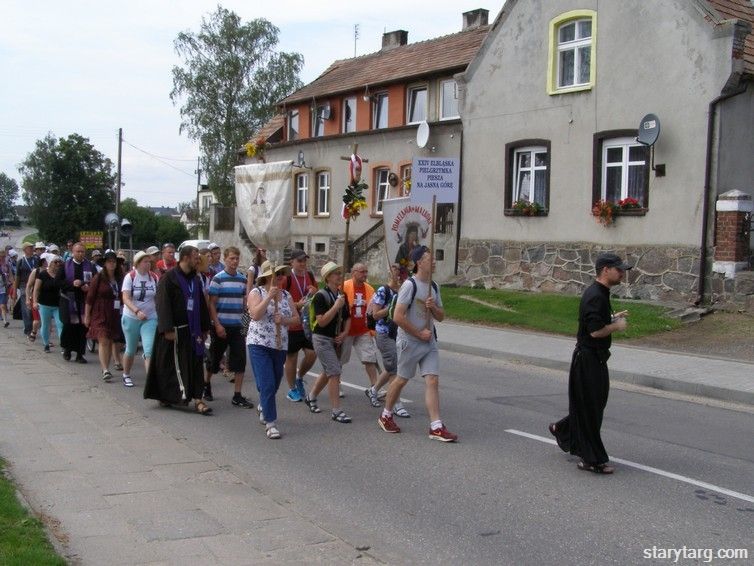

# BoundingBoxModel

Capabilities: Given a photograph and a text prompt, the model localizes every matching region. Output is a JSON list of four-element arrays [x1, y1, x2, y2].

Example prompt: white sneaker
[[123, 376, 134, 388], [257, 405, 266, 425]]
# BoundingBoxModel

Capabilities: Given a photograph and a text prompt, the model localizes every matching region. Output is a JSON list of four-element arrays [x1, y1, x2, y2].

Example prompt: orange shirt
[[342, 278, 374, 336]]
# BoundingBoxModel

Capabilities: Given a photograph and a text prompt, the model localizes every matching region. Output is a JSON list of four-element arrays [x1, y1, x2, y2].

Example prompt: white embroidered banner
[[235, 161, 293, 250], [381, 197, 433, 272]]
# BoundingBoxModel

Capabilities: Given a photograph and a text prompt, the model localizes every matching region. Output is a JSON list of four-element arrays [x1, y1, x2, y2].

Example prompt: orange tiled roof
[[280, 25, 490, 105], [706, 0, 754, 75]]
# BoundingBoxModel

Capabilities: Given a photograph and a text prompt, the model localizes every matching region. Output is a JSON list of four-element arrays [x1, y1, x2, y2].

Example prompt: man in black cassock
[[57, 243, 96, 362], [144, 245, 212, 415], [549, 253, 632, 474]]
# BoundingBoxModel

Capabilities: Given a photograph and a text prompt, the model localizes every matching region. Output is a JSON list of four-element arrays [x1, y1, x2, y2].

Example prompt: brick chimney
[[713, 189, 752, 278], [382, 30, 408, 51], [463, 9, 489, 30]]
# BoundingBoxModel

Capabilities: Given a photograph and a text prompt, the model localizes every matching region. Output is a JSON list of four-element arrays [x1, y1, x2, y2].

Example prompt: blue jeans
[[38, 304, 63, 347], [248, 344, 286, 424], [19, 289, 33, 335]]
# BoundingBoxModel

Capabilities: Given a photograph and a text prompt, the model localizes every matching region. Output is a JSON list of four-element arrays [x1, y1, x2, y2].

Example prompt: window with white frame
[[312, 106, 326, 137], [440, 80, 459, 120], [372, 93, 389, 129], [557, 18, 592, 88], [343, 97, 356, 133], [407, 86, 427, 124], [288, 110, 299, 141], [201, 195, 212, 211], [513, 147, 548, 205], [295, 173, 308, 215], [316, 171, 330, 215], [374, 168, 390, 213], [601, 137, 648, 203]]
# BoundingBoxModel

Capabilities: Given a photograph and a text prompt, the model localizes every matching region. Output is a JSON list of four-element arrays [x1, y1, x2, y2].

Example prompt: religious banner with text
[[409, 157, 460, 204], [381, 197, 433, 276]]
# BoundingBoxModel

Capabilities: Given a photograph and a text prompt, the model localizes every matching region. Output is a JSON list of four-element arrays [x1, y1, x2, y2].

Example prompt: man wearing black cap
[[549, 253, 632, 474]]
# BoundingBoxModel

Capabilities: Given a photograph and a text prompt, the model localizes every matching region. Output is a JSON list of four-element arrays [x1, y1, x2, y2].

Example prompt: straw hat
[[132, 251, 149, 267], [257, 260, 290, 284], [320, 261, 342, 280]]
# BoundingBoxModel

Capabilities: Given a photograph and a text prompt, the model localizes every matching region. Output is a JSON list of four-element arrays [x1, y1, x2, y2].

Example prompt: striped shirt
[[208, 270, 247, 327]]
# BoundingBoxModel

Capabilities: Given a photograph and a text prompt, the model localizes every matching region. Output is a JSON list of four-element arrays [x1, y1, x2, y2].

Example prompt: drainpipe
[[697, 82, 748, 304]]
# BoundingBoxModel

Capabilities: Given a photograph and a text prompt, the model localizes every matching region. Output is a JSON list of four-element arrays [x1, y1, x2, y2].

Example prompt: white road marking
[[305, 371, 413, 404], [505, 429, 754, 505]]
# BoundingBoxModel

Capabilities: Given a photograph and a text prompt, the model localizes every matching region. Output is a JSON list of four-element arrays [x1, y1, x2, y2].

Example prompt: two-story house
[[457, 0, 754, 303], [234, 9, 491, 280]]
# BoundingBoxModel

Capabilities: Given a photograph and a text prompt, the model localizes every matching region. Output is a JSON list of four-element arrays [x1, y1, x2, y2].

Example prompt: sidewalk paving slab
[[0, 330, 378, 565]]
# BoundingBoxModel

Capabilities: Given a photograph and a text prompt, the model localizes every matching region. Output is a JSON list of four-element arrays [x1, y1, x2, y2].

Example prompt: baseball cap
[[595, 253, 633, 271], [208, 242, 220, 251], [410, 245, 430, 264], [34, 241, 45, 249], [290, 249, 309, 261]]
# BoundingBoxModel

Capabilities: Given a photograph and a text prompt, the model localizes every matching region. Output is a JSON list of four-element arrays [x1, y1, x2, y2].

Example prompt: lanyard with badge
[[186, 279, 195, 311], [110, 280, 121, 310]]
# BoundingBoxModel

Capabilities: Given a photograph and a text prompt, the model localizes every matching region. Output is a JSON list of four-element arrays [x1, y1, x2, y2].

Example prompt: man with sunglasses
[[549, 253, 632, 475]]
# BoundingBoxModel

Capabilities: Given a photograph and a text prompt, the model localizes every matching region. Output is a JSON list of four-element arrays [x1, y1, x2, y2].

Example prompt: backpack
[[129, 269, 159, 285], [367, 285, 394, 330], [307, 288, 336, 339], [388, 277, 439, 338]]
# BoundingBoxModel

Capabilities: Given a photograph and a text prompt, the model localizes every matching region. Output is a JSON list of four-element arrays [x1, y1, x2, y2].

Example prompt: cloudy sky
[[1, 1, 501, 207]]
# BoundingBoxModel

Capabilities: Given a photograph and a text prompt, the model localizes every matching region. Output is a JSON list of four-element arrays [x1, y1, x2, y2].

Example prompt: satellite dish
[[416, 121, 430, 148], [637, 113, 661, 146]]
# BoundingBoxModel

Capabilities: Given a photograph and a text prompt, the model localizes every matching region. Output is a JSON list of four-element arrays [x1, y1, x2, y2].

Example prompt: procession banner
[[381, 197, 433, 272], [235, 160, 293, 250], [79, 231, 103, 250], [410, 157, 459, 204]]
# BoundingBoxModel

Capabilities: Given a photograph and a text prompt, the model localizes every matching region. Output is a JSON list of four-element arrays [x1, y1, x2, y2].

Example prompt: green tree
[[0, 173, 20, 223], [170, 6, 303, 205], [19, 134, 115, 244], [155, 216, 190, 246], [119, 198, 160, 249]]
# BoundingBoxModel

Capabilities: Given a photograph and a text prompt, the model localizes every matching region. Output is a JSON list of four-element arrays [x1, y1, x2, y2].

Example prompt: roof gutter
[[697, 81, 748, 304]]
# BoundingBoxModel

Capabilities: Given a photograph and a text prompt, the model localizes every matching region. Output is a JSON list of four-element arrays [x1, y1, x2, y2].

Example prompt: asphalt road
[[79, 347, 753, 565]]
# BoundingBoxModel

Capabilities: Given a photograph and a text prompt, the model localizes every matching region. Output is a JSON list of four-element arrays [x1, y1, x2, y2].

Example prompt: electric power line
[[121, 138, 196, 178]]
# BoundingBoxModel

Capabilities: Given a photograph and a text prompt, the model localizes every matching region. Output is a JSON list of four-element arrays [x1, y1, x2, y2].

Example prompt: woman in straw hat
[[304, 261, 352, 423], [246, 260, 299, 439]]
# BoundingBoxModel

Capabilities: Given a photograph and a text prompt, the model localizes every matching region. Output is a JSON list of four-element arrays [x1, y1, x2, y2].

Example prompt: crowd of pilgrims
[[0, 238, 459, 442]]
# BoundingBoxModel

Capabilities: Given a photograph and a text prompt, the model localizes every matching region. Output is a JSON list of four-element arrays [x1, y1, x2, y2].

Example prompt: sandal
[[577, 461, 614, 474], [304, 396, 321, 414], [393, 407, 411, 418], [195, 401, 213, 416], [266, 426, 281, 439], [28, 331, 37, 342], [331, 410, 352, 423]]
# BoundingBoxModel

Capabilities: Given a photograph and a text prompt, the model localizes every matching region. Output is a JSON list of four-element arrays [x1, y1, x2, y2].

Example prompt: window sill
[[504, 208, 548, 217], [592, 208, 647, 218], [548, 83, 593, 96], [370, 212, 384, 219], [314, 214, 330, 219]]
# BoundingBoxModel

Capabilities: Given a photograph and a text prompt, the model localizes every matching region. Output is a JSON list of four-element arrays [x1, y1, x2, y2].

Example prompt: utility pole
[[116, 127, 123, 215], [354, 24, 359, 57]]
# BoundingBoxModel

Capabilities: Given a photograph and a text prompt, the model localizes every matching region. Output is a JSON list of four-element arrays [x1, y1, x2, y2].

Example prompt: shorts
[[32, 306, 40, 321], [312, 333, 342, 377], [207, 326, 246, 374], [0, 293, 7, 307], [374, 332, 397, 374], [287, 329, 313, 354], [396, 336, 439, 380], [339, 333, 378, 365]]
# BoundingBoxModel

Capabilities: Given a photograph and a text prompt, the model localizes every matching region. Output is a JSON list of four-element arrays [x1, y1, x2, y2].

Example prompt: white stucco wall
[[461, 0, 738, 247]]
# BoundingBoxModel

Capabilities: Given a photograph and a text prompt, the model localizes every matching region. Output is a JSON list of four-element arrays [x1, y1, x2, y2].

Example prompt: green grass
[[21, 232, 38, 244], [0, 460, 66, 566], [441, 287, 680, 340]]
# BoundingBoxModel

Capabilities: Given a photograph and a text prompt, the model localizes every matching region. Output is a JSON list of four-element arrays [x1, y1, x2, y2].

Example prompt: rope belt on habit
[[173, 325, 188, 401]]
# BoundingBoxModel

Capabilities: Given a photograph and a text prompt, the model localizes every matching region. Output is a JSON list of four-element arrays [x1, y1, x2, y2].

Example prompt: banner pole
[[426, 195, 436, 329]]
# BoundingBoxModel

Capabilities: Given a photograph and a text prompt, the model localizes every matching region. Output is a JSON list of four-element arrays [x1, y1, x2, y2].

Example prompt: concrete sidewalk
[[0, 330, 376, 565], [438, 320, 754, 406]]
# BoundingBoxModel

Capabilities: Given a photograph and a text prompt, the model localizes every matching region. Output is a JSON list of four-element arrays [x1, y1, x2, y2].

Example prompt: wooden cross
[[339, 144, 370, 163]]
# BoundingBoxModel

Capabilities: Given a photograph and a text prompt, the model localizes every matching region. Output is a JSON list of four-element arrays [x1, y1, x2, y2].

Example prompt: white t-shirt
[[396, 276, 442, 342], [121, 270, 158, 320]]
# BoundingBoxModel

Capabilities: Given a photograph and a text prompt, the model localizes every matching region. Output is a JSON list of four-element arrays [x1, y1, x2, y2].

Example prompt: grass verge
[[441, 287, 681, 340], [0, 459, 66, 566]]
